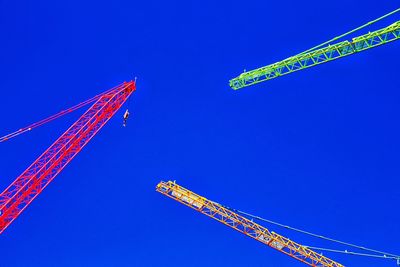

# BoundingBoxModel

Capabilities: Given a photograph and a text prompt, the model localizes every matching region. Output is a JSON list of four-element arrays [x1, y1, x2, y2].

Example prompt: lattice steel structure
[[230, 21, 400, 90], [0, 81, 136, 234], [157, 181, 344, 267]]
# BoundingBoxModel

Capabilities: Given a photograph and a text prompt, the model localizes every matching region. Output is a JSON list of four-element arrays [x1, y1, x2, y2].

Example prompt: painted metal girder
[[0, 81, 136, 234], [230, 21, 400, 90], [156, 180, 344, 267]]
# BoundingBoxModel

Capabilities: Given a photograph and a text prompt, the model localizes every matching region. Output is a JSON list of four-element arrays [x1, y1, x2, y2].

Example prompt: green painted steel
[[230, 21, 400, 90]]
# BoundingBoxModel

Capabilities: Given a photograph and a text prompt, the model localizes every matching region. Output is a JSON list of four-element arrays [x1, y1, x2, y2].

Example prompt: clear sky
[[0, 1, 399, 266]]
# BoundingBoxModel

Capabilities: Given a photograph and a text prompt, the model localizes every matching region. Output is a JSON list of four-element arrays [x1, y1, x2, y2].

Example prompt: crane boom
[[156, 181, 344, 267], [0, 81, 136, 234], [229, 21, 400, 90]]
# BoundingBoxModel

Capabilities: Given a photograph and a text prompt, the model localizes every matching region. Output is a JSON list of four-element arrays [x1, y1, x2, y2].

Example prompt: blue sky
[[0, 1, 399, 266]]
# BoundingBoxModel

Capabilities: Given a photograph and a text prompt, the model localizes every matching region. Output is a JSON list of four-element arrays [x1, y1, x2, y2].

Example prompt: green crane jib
[[229, 21, 400, 90]]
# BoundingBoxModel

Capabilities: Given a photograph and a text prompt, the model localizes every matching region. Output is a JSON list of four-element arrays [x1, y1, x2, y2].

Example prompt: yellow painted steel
[[156, 180, 344, 267]]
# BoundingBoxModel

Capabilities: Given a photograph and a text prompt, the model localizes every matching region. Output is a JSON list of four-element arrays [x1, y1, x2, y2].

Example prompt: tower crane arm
[[230, 21, 400, 90], [156, 180, 344, 267], [0, 81, 136, 234]]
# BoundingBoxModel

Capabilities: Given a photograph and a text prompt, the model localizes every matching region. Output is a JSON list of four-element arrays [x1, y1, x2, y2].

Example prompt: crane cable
[[296, 7, 400, 56], [222, 205, 400, 260], [0, 83, 128, 143], [305, 246, 400, 261]]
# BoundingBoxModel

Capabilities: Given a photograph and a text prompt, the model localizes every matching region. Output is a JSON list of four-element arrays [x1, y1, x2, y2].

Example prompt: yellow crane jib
[[156, 180, 344, 267]]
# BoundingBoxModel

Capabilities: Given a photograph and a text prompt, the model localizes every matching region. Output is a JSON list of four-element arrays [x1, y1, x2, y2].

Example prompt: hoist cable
[[305, 246, 400, 261], [0, 83, 126, 143], [297, 7, 400, 56], [223, 205, 400, 258]]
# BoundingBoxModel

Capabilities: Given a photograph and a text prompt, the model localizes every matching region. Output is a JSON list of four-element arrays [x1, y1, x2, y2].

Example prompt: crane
[[229, 13, 400, 90], [0, 81, 136, 234], [156, 180, 344, 267]]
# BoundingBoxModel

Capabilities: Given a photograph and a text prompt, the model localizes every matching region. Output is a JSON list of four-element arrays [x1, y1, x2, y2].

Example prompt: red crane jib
[[0, 81, 136, 234]]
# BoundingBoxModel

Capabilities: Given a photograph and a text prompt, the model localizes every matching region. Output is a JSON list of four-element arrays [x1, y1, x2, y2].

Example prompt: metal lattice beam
[[0, 81, 136, 234], [230, 21, 400, 90], [156, 181, 344, 267]]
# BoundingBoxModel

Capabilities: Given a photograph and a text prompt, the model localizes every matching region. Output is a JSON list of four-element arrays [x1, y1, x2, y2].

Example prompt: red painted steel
[[0, 84, 123, 142], [0, 81, 136, 234]]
